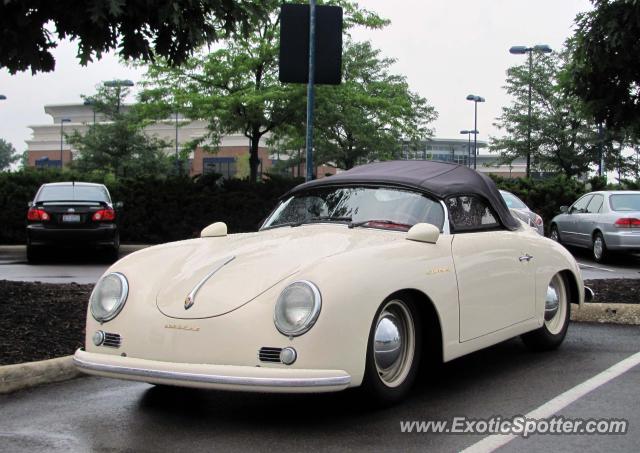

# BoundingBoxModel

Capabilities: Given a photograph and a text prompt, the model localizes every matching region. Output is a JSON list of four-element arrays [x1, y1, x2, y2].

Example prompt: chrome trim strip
[[73, 356, 351, 388], [584, 286, 595, 302], [184, 256, 235, 310]]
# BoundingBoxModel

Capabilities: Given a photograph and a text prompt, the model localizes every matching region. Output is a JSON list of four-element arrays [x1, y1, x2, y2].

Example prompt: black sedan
[[26, 182, 121, 262]]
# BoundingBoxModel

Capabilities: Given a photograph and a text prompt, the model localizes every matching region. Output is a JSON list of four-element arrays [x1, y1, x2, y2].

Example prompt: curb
[[572, 303, 640, 325], [0, 355, 80, 394]]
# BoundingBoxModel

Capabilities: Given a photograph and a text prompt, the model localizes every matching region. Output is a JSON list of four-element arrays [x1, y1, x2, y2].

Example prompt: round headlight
[[90, 272, 128, 322], [274, 281, 321, 336]]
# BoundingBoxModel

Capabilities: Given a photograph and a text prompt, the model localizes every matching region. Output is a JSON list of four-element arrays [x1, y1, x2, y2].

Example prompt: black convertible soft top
[[286, 160, 520, 231]]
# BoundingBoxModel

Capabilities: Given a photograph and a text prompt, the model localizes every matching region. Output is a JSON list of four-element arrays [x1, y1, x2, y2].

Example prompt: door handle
[[519, 254, 533, 262]]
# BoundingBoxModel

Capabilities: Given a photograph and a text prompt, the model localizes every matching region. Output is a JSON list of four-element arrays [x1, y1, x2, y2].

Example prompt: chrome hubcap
[[550, 229, 558, 241], [594, 237, 603, 259], [544, 275, 567, 335], [373, 300, 415, 388]]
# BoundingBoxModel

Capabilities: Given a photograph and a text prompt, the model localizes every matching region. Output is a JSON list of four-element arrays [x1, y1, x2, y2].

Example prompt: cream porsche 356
[[74, 161, 593, 404]]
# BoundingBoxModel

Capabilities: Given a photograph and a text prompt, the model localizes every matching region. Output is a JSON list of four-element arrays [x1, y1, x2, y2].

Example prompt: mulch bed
[[0, 278, 638, 366], [0, 280, 92, 366], [584, 279, 640, 305]]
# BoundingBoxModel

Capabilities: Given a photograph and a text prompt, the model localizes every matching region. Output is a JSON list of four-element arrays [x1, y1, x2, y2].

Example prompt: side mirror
[[27, 201, 33, 208], [560, 206, 568, 214], [406, 223, 440, 244], [201, 221, 228, 238], [114, 201, 124, 209]]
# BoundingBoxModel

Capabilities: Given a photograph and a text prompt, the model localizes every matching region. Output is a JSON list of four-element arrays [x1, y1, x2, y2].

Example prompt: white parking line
[[577, 262, 615, 272], [460, 351, 640, 453]]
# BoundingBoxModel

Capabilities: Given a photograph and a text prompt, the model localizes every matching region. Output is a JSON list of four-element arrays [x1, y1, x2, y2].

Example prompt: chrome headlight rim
[[274, 280, 322, 337], [90, 272, 129, 323]]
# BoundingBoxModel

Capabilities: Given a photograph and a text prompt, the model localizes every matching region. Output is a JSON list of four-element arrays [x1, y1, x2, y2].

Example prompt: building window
[[203, 157, 237, 179], [35, 157, 62, 168]]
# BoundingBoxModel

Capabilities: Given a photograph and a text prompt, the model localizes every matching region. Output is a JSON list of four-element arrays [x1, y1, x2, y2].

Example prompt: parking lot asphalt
[[0, 323, 638, 453]]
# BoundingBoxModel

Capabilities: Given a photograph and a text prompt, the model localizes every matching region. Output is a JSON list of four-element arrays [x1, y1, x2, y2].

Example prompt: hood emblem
[[184, 256, 235, 310]]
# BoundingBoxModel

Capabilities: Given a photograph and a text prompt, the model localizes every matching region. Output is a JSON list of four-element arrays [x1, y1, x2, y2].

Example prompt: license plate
[[62, 214, 81, 223]]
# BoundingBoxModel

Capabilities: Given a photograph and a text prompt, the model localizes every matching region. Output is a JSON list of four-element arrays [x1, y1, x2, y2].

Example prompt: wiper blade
[[348, 219, 412, 230], [306, 216, 353, 223]]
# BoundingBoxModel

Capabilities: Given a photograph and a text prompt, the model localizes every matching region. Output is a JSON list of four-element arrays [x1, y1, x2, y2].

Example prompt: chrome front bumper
[[73, 349, 351, 393]]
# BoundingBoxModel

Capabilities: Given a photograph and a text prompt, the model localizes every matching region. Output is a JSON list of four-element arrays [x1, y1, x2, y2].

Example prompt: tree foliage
[[0, 0, 266, 74], [139, 0, 388, 182], [565, 0, 640, 132], [68, 86, 172, 178], [274, 41, 437, 170], [0, 139, 19, 171], [491, 52, 599, 177]]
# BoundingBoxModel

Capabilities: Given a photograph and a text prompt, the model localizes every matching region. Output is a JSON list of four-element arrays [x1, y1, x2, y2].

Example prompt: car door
[[561, 194, 593, 246], [582, 194, 604, 243], [447, 195, 536, 342]]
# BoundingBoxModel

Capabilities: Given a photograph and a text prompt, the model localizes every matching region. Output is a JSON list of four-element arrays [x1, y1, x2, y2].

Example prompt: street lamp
[[509, 44, 552, 178], [83, 98, 97, 125], [466, 95, 485, 169], [460, 129, 478, 168], [60, 118, 71, 168], [103, 79, 134, 113]]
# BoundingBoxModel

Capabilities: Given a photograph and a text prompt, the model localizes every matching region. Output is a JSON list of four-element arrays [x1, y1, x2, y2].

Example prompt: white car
[[500, 190, 544, 235], [74, 161, 591, 404]]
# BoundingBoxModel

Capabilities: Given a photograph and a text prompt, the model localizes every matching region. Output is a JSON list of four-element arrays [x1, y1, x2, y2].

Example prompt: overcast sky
[[0, 0, 592, 154]]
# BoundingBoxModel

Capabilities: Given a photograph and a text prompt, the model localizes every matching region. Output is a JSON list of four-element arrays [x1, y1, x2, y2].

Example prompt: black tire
[[360, 295, 422, 406], [549, 224, 561, 243], [105, 232, 120, 263], [26, 244, 41, 264], [521, 273, 570, 351], [592, 231, 608, 263]]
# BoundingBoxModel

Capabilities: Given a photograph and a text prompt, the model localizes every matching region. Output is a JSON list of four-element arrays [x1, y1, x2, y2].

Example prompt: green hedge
[[1, 169, 637, 244], [0, 170, 301, 244]]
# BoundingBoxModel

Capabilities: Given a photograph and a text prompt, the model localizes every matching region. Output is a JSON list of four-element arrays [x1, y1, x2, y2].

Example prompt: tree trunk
[[249, 133, 261, 183]]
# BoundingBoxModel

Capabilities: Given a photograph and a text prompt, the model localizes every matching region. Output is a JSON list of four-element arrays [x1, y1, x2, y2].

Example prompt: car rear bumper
[[603, 230, 640, 251], [73, 349, 352, 393], [27, 224, 117, 246]]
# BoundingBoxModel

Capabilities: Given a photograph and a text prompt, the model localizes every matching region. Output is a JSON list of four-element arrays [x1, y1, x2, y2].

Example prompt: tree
[[565, 0, 640, 133], [274, 41, 437, 170], [0, 139, 19, 171], [139, 0, 387, 182], [491, 52, 598, 178], [0, 0, 266, 74], [68, 86, 172, 178]]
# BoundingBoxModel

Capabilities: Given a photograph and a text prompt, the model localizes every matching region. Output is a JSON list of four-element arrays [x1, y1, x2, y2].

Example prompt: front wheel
[[521, 273, 570, 351], [549, 224, 561, 243], [592, 232, 608, 263], [360, 296, 422, 405]]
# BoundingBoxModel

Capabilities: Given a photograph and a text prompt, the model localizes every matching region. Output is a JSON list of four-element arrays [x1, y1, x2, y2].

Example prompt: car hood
[[133, 224, 400, 319]]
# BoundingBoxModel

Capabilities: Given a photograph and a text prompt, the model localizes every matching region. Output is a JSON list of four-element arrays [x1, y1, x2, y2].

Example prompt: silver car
[[499, 190, 544, 235], [550, 190, 640, 262]]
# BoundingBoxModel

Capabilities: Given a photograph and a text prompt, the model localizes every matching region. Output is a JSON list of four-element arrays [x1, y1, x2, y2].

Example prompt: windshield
[[500, 190, 528, 210], [262, 186, 444, 231], [610, 194, 640, 212], [36, 185, 110, 203]]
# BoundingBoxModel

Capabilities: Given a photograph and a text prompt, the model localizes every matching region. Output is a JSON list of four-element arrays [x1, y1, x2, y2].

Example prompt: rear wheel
[[549, 224, 561, 243], [521, 273, 570, 351], [360, 296, 422, 405], [592, 232, 608, 263], [26, 240, 41, 264], [105, 232, 120, 263]]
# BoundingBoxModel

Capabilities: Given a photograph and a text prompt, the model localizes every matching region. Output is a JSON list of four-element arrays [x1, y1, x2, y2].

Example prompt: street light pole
[[304, 0, 317, 182], [103, 79, 134, 114], [60, 118, 71, 168], [460, 129, 478, 167], [466, 95, 485, 169], [509, 44, 552, 178]]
